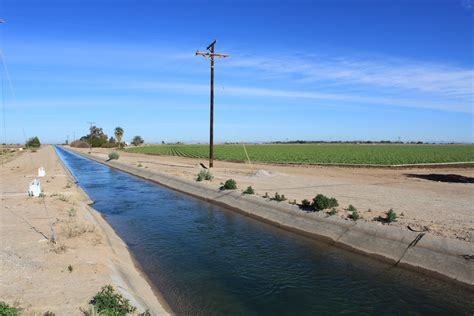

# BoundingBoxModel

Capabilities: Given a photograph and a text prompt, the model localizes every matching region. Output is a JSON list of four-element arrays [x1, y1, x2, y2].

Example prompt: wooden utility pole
[[196, 40, 229, 168]]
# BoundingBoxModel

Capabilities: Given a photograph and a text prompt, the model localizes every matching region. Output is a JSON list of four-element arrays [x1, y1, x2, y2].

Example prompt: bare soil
[[79, 147, 474, 242]]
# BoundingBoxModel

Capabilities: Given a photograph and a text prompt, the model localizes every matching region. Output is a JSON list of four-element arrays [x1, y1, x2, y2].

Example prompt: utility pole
[[86, 121, 95, 152], [196, 40, 229, 168]]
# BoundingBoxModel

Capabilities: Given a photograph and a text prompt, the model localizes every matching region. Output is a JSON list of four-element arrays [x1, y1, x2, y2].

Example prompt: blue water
[[55, 147, 473, 315]]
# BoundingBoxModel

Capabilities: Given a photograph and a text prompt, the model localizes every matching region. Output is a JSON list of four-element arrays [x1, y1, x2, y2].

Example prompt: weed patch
[[196, 170, 213, 182], [270, 192, 287, 202], [243, 186, 255, 195], [300, 194, 338, 212], [107, 152, 120, 161], [63, 223, 95, 238], [220, 179, 237, 190], [0, 302, 20, 316], [376, 209, 398, 223], [87, 285, 136, 316]]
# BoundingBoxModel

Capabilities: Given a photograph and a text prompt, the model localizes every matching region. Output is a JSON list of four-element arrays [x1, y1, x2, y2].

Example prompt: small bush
[[263, 192, 269, 198], [300, 199, 312, 210], [350, 210, 360, 221], [243, 186, 255, 195], [44, 312, 55, 316], [328, 208, 338, 216], [312, 194, 338, 211], [196, 170, 213, 182], [108, 152, 120, 161], [346, 205, 357, 212], [386, 209, 397, 223], [88, 285, 136, 316], [70, 140, 90, 148], [270, 192, 287, 202], [68, 265, 73, 273], [220, 179, 237, 190], [0, 302, 20, 316], [289, 199, 297, 205]]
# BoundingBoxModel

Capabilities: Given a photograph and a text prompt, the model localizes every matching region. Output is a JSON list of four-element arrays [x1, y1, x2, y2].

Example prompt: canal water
[[55, 147, 473, 315]]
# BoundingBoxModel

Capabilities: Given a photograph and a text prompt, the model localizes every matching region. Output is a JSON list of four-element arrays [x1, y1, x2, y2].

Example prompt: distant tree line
[[70, 125, 144, 148]]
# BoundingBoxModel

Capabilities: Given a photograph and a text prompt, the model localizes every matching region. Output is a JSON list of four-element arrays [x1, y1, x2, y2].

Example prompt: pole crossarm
[[195, 51, 230, 58]]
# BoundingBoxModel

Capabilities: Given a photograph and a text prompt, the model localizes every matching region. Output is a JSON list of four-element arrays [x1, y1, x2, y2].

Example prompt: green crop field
[[126, 144, 474, 165]]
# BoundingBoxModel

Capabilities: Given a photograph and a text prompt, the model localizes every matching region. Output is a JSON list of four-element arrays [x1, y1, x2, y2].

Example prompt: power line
[[195, 40, 229, 168]]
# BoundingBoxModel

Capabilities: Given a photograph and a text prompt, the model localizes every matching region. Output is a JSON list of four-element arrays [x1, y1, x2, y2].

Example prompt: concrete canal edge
[[54, 147, 172, 315], [68, 148, 474, 291]]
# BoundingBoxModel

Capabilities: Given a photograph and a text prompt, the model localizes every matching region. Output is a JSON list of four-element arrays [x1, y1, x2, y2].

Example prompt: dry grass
[[62, 223, 96, 239], [51, 243, 68, 254]]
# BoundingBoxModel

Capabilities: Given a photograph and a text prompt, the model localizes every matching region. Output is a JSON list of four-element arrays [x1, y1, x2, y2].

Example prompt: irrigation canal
[[55, 147, 473, 315]]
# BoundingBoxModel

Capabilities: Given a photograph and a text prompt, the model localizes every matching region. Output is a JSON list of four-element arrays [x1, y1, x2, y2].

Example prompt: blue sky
[[1, 0, 473, 144]]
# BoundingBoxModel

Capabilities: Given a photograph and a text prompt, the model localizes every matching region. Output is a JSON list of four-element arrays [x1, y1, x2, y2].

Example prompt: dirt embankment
[[77, 147, 473, 242], [0, 146, 170, 314]]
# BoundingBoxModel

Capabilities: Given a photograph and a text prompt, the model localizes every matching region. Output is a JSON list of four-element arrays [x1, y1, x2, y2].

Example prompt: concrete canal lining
[[67, 148, 474, 290]]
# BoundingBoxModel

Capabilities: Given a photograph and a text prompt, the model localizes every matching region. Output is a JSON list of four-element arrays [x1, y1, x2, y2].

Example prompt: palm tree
[[114, 127, 124, 148]]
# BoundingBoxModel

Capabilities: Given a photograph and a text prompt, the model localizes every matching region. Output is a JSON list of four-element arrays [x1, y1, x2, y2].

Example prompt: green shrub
[[243, 186, 255, 194], [0, 302, 20, 316], [346, 204, 357, 212], [68, 264, 73, 272], [312, 194, 339, 211], [44, 311, 55, 316], [26, 136, 41, 148], [108, 152, 120, 161], [88, 285, 136, 316], [220, 179, 237, 190], [196, 170, 213, 182], [289, 199, 297, 205], [386, 209, 397, 223], [328, 208, 338, 216], [263, 192, 269, 198], [270, 192, 286, 202], [350, 210, 360, 221]]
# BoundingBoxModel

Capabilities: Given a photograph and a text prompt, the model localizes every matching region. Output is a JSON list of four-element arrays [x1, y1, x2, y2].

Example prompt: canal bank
[[67, 147, 473, 291], [0, 145, 170, 314]]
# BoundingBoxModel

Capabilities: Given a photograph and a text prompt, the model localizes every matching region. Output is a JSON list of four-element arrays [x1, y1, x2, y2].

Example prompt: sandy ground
[[77, 147, 474, 242], [0, 146, 169, 314]]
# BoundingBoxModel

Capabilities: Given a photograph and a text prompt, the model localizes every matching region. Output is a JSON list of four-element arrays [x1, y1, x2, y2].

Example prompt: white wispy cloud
[[122, 80, 470, 113], [224, 54, 474, 103], [6, 38, 474, 113]]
